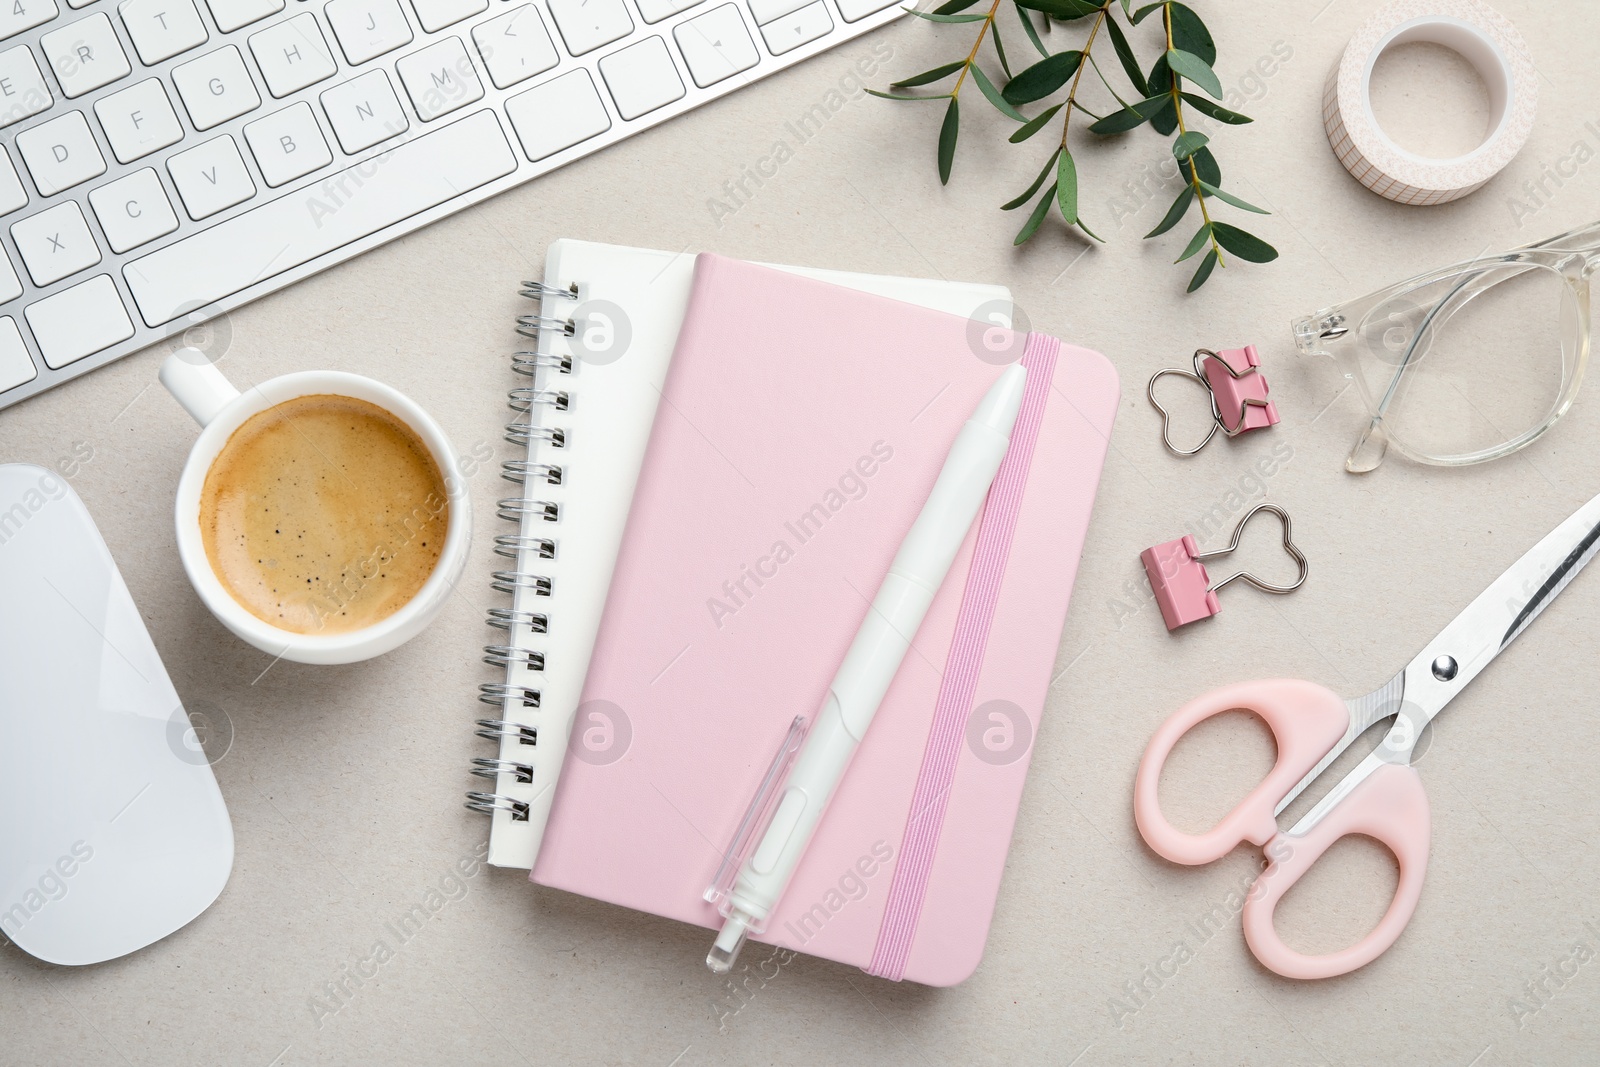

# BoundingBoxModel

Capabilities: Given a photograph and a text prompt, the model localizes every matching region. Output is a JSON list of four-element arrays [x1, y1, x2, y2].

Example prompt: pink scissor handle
[[1134, 679, 1350, 865], [1242, 762, 1431, 979]]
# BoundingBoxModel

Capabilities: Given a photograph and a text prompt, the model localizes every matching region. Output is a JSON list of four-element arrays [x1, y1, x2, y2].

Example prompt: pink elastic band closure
[[1202, 345, 1278, 435], [865, 334, 1057, 981]]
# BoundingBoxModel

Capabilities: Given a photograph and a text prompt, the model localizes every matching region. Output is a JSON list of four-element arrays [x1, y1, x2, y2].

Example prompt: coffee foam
[[199, 394, 448, 635]]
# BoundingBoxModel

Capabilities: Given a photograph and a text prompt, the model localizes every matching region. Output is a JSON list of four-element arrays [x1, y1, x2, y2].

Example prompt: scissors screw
[[1432, 655, 1459, 682]]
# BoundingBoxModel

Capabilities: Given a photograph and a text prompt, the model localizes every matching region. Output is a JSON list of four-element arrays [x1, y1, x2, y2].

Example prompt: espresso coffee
[[199, 394, 449, 635]]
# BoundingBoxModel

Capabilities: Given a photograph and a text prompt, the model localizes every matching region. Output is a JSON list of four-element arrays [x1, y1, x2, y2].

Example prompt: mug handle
[[160, 349, 240, 427]]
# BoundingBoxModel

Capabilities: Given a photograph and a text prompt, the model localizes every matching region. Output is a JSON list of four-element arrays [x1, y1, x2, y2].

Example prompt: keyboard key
[[12, 200, 100, 285], [249, 13, 335, 97], [504, 68, 609, 161], [124, 109, 516, 326], [673, 4, 756, 87], [119, 0, 208, 64], [319, 68, 406, 152], [203, 0, 281, 32], [547, 0, 631, 56], [0, 248, 20, 301], [94, 78, 184, 163], [41, 14, 131, 97], [89, 167, 179, 252], [26, 275, 134, 368], [0, 44, 52, 128], [172, 45, 260, 129], [0, 318, 36, 393], [167, 134, 255, 219], [745, 0, 805, 23], [1, 0, 58, 42], [395, 36, 483, 121], [408, 0, 483, 34], [597, 35, 681, 120], [471, 5, 557, 90], [16, 110, 105, 194], [636, 0, 698, 24], [324, 0, 411, 65], [244, 101, 332, 186], [0, 149, 26, 215], [833, 0, 894, 20], [758, 0, 829, 55]]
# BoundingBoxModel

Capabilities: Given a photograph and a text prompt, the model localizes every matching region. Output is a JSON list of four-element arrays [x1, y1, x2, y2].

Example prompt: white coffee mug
[[160, 350, 471, 664]]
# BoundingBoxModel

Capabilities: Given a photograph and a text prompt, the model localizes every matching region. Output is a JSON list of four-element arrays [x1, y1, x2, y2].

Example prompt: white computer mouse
[[0, 462, 233, 965]]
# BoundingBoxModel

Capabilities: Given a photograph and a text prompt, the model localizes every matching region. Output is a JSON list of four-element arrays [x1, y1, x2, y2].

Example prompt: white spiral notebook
[[467, 239, 1011, 869]]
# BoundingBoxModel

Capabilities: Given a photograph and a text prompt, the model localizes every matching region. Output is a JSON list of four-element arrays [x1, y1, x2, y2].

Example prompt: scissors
[[1134, 489, 1600, 979]]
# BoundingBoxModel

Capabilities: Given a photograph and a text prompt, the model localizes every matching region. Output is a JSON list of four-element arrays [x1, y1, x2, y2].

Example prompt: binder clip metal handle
[[1148, 345, 1281, 456], [1140, 503, 1308, 631]]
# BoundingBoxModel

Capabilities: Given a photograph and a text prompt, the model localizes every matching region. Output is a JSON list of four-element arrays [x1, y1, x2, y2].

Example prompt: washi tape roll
[[1323, 0, 1537, 205]]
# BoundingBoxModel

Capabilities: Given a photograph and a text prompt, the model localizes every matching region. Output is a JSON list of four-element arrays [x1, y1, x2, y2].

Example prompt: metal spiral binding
[[495, 533, 556, 560], [483, 646, 546, 671], [502, 460, 562, 485], [464, 792, 530, 820], [479, 684, 540, 711], [469, 277, 579, 821], [470, 758, 535, 784]]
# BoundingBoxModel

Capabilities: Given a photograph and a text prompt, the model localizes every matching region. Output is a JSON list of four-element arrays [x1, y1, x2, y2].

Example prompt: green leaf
[[932, 0, 982, 12], [1103, 15, 1147, 96], [1014, 185, 1056, 245], [1015, 2, 1049, 57], [937, 96, 960, 185], [1143, 53, 1176, 134], [1002, 50, 1083, 105], [1009, 102, 1062, 142], [1015, 0, 1099, 17], [1001, 147, 1061, 209], [1188, 145, 1220, 185], [991, 20, 1012, 79], [1087, 94, 1166, 134], [1176, 221, 1212, 263], [1056, 149, 1077, 224], [1076, 215, 1104, 242], [971, 63, 1025, 121], [1167, 2, 1215, 65], [1198, 180, 1268, 214], [1172, 130, 1209, 161], [865, 87, 954, 101], [1211, 221, 1279, 262], [1187, 248, 1219, 292], [1180, 92, 1252, 124], [1166, 48, 1222, 99], [1130, 1, 1162, 22], [892, 60, 967, 87], [1145, 185, 1194, 238], [905, 8, 987, 19]]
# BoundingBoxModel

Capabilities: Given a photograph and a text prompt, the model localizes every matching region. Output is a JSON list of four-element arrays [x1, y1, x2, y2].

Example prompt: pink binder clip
[[1140, 504, 1308, 631], [1148, 345, 1279, 456]]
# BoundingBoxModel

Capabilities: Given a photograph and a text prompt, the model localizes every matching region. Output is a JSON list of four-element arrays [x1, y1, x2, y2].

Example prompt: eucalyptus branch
[[873, 0, 1278, 291]]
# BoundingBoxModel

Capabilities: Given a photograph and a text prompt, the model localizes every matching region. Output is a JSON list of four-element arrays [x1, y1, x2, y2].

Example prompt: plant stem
[[1057, 3, 1110, 146], [1165, 3, 1222, 265], [952, 0, 1006, 98]]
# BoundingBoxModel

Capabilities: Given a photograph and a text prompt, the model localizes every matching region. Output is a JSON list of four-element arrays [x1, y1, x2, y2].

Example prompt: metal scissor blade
[[1282, 490, 1600, 839], [1273, 671, 1404, 817], [1397, 488, 1600, 732]]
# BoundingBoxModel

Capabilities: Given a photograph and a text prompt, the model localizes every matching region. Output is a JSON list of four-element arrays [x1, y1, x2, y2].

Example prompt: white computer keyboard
[[0, 0, 902, 409]]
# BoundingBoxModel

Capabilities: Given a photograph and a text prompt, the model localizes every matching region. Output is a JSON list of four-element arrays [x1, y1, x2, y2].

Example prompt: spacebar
[[124, 110, 517, 327]]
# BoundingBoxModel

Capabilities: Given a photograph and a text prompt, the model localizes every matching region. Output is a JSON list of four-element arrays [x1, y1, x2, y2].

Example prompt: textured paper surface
[[3, 1, 1598, 1062]]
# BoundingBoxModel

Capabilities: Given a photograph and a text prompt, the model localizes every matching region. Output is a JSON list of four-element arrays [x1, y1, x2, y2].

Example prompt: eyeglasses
[[1292, 221, 1600, 471]]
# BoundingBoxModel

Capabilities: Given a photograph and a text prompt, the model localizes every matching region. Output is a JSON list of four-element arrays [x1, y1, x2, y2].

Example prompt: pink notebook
[[531, 254, 1119, 985]]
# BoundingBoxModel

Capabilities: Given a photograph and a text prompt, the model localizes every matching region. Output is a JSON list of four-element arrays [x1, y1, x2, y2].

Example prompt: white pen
[[707, 363, 1028, 973]]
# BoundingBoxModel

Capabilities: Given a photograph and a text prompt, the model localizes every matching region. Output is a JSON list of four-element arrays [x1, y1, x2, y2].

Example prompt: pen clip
[[704, 715, 809, 917]]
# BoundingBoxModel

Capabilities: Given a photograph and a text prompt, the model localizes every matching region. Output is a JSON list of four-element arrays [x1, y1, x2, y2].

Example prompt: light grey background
[[4, 1, 1597, 1063]]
